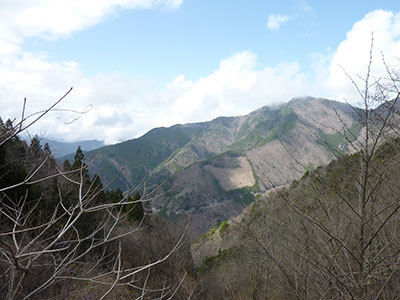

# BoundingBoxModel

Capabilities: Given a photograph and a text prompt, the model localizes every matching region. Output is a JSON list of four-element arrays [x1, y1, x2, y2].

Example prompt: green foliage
[[317, 121, 363, 155], [247, 158, 260, 191], [72, 145, 84, 169], [29, 136, 42, 157], [211, 176, 224, 194], [0, 117, 202, 299], [197, 249, 234, 274], [373, 136, 400, 162], [0, 120, 66, 238], [43, 142, 51, 155], [106, 188, 124, 203], [200, 150, 242, 166], [229, 109, 297, 152], [226, 186, 256, 205], [208, 166, 257, 206], [63, 159, 71, 171], [105, 189, 145, 223], [126, 191, 145, 223], [62, 124, 205, 191], [206, 222, 220, 239], [58, 102, 297, 199], [208, 228, 217, 237], [0, 121, 44, 205], [218, 221, 229, 235]]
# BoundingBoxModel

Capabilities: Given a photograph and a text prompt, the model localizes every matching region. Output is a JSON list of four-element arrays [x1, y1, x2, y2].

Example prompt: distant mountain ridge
[[40, 137, 104, 158], [60, 96, 364, 237]]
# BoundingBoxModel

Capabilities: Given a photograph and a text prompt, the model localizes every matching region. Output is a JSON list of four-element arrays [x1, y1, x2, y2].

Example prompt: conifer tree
[[72, 145, 84, 170], [126, 191, 145, 223], [29, 136, 42, 158]]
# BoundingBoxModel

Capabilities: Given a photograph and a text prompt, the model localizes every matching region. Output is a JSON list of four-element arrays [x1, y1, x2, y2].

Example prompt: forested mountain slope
[[61, 96, 364, 236], [192, 135, 400, 299]]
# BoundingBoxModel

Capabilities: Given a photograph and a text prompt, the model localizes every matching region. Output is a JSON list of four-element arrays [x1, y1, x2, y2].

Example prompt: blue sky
[[22, 0, 397, 81], [0, 0, 399, 144]]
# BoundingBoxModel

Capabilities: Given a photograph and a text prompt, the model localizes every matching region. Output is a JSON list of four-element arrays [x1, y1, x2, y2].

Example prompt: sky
[[0, 0, 399, 144]]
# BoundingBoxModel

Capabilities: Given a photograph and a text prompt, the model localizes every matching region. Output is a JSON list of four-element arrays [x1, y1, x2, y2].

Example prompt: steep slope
[[61, 124, 206, 190], [61, 97, 363, 236], [192, 136, 400, 299], [149, 97, 363, 236]]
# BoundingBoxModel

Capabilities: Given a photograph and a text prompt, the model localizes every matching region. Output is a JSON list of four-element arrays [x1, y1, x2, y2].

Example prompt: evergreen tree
[[106, 187, 124, 203], [43, 142, 51, 155], [63, 159, 72, 171], [29, 136, 42, 158], [72, 145, 84, 170], [126, 191, 145, 223], [0, 117, 5, 135]]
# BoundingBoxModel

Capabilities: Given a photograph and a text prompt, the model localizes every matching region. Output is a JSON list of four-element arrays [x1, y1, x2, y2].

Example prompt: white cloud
[[0, 0, 183, 144], [266, 13, 291, 31], [0, 0, 307, 144], [315, 9, 400, 104], [84, 51, 306, 143], [0, 48, 308, 144], [1, 6, 400, 144], [0, 0, 182, 43], [169, 51, 306, 124]]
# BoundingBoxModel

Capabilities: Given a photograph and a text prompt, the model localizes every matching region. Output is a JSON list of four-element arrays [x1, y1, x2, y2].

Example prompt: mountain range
[[60, 96, 364, 237], [39, 137, 104, 158]]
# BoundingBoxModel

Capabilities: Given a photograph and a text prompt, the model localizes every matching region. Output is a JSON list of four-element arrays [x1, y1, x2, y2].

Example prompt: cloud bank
[[0, 5, 399, 144], [321, 10, 400, 103], [0, 0, 182, 42]]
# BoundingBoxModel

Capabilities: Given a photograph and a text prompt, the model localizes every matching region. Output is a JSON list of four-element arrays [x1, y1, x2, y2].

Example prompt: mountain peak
[[290, 95, 317, 101], [287, 95, 329, 106]]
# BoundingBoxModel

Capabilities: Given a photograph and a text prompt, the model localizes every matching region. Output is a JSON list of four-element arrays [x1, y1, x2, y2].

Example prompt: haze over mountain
[[61, 96, 364, 236], [39, 137, 104, 158]]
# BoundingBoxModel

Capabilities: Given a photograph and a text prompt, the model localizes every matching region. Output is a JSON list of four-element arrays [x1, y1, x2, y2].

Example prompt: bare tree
[[0, 90, 187, 299], [237, 38, 400, 300]]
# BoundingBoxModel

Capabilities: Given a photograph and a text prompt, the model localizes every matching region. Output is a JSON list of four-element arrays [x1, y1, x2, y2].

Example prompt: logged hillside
[[192, 135, 400, 299], [3, 88, 399, 299], [61, 97, 364, 236]]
